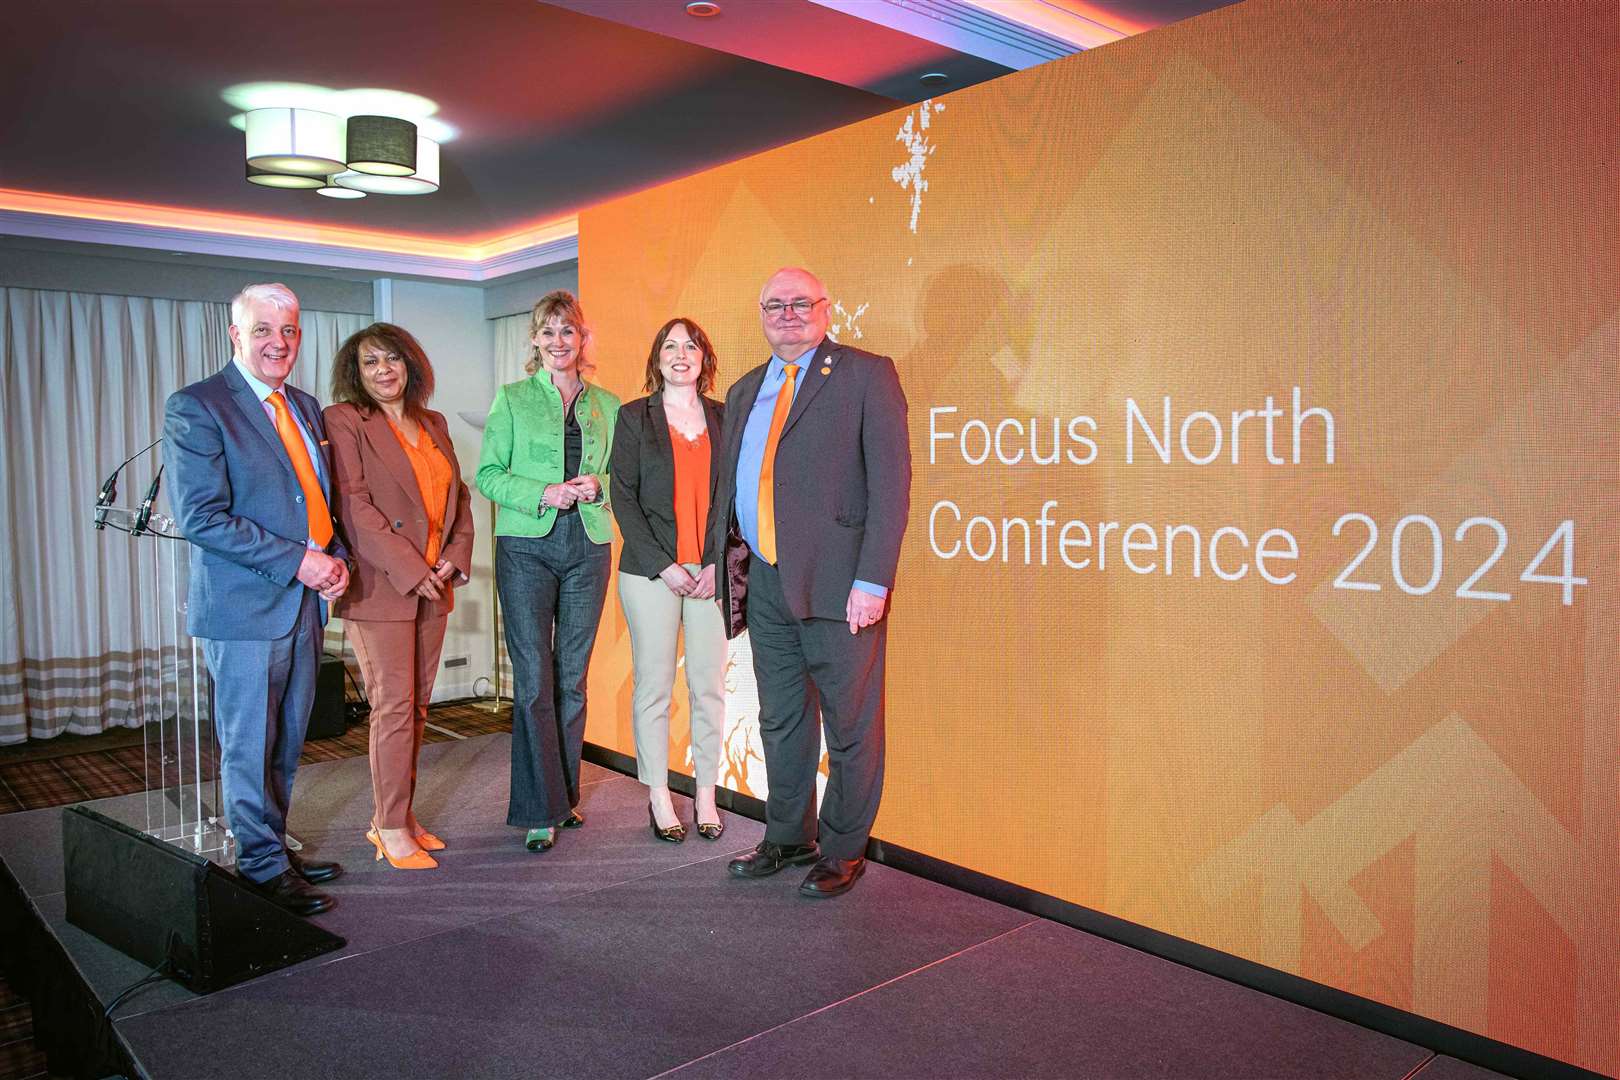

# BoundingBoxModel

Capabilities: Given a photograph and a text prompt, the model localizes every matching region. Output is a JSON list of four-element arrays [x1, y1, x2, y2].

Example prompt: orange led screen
[[578, 1, 1619, 1071]]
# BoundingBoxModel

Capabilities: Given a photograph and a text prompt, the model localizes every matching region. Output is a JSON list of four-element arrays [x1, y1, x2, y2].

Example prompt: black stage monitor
[[62, 805, 344, 993]]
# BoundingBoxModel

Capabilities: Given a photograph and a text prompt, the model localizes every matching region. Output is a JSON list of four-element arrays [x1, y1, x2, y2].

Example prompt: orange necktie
[[755, 363, 799, 565], [268, 391, 333, 549]]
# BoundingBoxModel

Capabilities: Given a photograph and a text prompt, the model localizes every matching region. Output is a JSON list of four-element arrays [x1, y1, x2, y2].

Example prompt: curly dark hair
[[643, 317, 718, 395], [330, 322, 436, 416]]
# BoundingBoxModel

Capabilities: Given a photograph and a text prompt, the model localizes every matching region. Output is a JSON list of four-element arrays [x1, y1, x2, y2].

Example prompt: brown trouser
[[347, 612, 449, 829]]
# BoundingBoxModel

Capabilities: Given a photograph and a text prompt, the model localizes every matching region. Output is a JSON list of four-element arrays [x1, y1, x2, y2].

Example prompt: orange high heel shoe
[[367, 827, 438, 870], [413, 829, 446, 852]]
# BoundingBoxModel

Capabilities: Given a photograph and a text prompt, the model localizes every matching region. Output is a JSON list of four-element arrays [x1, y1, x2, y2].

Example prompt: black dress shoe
[[799, 857, 866, 898], [240, 868, 335, 916], [727, 841, 818, 878], [286, 850, 344, 885], [562, 809, 585, 829], [649, 805, 686, 843]]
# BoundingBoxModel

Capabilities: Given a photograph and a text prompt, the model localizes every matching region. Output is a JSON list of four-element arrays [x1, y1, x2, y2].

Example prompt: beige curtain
[[0, 287, 366, 744], [491, 311, 532, 387], [484, 311, 536, 699]]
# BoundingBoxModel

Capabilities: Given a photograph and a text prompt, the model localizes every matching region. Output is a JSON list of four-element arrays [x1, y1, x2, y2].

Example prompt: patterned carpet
[[0, 698, 513, 817], [0, 698, 513, 1080]]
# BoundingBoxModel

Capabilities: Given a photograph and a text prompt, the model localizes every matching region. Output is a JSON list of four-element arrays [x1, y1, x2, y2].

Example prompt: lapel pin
[[820, 366, 831, 375]]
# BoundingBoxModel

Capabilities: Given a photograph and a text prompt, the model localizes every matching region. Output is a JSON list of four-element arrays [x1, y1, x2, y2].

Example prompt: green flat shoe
[[525, 827, 555, 852]]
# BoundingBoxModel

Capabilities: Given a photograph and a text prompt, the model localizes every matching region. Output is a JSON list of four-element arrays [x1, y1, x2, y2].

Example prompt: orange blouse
[[670, 423, 710, 565], [387, 417, 454, 568]]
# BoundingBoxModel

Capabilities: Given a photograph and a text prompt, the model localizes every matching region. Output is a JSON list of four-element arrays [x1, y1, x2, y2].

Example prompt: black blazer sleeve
[[610, 399, 673, 578]]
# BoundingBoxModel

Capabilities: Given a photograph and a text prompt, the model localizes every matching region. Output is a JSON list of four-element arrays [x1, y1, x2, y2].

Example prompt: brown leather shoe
[[240, 868, 335, 916], [727, 841, 819, 878], [798, 857, 866, 898]]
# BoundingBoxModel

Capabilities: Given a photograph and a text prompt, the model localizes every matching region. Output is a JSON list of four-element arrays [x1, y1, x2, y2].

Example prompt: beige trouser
[[617, 564, 727, 787]]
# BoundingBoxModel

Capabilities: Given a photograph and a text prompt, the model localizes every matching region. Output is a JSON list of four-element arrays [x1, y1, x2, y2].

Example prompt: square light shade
[[246, 163, 324, 190], [335, 137, 439, 195], [244, 109, 345, 176], [346, 115, 418, 176]]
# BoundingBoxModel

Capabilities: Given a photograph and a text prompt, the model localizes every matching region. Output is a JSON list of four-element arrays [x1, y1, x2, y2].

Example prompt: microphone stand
[[91, 437, 231, 864], [94, 436, 162, 532], [131, 466, 164, 538]]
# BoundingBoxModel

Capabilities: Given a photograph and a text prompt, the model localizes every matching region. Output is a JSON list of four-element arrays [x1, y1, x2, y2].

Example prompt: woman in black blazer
[[610, 318, 729, 843]]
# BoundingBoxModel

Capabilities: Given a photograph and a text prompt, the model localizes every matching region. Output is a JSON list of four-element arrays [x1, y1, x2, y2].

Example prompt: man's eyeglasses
[[760, 298, 827, 318]]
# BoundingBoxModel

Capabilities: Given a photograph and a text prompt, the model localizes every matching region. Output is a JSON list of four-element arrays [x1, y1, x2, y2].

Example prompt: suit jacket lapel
[[782, 338, 837, 438], [223, 364, 299, 485], [285, 388, 331, 490], [424, 413, 460, 528], [703, 396, 724, 484], [362, 408, 418, 508], [727, 365, 768, 473], [646, 391, 674, 463]]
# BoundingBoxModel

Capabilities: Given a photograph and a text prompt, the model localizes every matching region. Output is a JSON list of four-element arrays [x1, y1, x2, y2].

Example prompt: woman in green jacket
[[477, 290, 619, 852]]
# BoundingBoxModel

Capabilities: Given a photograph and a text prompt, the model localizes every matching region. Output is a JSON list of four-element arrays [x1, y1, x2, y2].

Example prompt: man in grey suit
[[164, 283, 350, 915], [714, 267, 911, 897]]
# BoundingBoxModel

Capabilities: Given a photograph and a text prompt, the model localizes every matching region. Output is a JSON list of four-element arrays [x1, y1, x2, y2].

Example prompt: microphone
[[93, 472, 119, 531], [132, 465, 164, 537], [94, 436, 163, 532]]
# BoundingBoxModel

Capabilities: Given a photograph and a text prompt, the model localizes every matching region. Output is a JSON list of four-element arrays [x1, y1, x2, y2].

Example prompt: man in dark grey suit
[[713, 267, 911, 897], [164, 283, 349, 915]]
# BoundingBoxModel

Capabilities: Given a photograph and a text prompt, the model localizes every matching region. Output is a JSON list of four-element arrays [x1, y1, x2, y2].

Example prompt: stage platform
[[0, 733, 1509, 1080]]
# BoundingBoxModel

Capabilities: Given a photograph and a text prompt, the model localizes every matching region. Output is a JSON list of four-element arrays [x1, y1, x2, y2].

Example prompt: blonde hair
[[524, 289, 594, 377]]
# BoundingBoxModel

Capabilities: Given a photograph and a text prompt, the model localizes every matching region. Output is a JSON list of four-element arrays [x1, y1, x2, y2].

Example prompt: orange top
[[670, 423, 710, 565], [387, 416, 454, 569]]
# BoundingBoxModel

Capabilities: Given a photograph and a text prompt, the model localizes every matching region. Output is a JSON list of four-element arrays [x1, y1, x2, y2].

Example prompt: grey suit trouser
[[746, 556, 886, 861], [202, 587, 321, 883]]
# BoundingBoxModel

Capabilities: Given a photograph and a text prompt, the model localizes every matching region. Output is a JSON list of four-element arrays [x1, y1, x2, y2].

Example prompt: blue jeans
[[497, 515, 611, 829]]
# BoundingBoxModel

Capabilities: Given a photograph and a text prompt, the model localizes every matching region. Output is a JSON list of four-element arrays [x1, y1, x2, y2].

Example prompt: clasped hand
[[413, 559, 459, 601], [296, 549, 349, 601], [543, 476, 599, 511], [660, 563, 716, 599]]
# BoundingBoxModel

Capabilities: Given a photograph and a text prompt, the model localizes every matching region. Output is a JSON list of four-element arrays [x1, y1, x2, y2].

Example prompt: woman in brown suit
[[326, 323, 474, 871]]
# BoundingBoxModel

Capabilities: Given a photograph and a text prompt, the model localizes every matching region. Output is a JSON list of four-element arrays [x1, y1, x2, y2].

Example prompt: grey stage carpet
[[0, 733, 1509, 1080]]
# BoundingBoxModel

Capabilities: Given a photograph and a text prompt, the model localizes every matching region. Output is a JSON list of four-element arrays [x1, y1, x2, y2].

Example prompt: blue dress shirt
[[735, 349, 886, 599]]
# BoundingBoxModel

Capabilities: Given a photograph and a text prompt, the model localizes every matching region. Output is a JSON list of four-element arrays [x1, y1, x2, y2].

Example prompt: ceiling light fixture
[[316, 175, 367, 200], [345, 115, 417, 177], [223, 83, 458, 143], [245, 163, 324, 190], [244, 108, 345, 176], [236, 93, 447, 199], [919, 72, 950, 87], [686, 1, 721, 16], [334, 137, 440, 196]]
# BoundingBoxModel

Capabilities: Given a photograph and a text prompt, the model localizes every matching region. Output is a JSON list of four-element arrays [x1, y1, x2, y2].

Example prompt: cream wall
[[377, 266, 580, 702]]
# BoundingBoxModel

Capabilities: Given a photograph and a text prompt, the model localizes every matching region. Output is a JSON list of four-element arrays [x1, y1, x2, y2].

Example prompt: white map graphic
[[828, 299, 869, 342], [892, 100, 945, 233]]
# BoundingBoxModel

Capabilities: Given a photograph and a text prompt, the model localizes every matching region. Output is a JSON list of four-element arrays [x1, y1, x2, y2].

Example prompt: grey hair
[[230, 283, 299, 330]]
